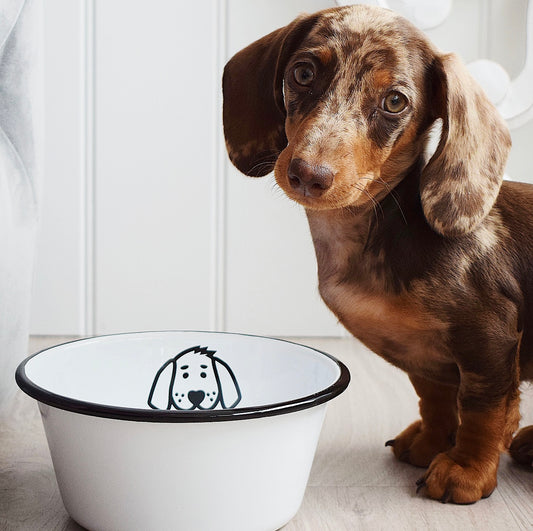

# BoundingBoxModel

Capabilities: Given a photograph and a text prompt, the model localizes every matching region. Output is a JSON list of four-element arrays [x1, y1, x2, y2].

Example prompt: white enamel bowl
[[16, 331, 350, 531]]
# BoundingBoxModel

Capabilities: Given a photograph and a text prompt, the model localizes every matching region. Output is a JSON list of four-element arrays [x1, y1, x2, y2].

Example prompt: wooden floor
[[2, 335, 533, 530]]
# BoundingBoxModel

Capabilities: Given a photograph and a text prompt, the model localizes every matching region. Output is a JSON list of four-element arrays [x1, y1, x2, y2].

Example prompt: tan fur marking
[[373, 69, 394, 88], [316, 46, 333, 64]]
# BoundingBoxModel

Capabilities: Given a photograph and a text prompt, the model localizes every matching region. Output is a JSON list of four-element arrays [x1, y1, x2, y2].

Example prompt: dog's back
[[497, 181, 533, 379]]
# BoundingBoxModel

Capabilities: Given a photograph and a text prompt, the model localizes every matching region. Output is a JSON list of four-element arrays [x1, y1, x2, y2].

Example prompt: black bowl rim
[[16, 330, 351, 423]]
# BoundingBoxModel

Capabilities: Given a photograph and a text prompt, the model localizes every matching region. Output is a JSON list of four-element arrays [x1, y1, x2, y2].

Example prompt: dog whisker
[[358, 176, 408, 226], [270, 179, 289, 200], [246, 153, 280, 176], [354, 183, 383, 222]]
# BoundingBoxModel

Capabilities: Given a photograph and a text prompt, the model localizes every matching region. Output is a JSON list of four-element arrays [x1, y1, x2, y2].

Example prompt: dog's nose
[[288, 158, 334, 197], [188, 390, 205, 407]]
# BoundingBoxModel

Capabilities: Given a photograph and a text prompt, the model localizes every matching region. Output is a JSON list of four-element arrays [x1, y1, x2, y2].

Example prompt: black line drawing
[[147, 346, 242, 410]]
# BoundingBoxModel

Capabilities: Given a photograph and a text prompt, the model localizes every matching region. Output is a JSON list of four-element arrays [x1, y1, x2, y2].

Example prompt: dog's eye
[[293, 63, 315, 86], [200, 372, 207, 378], [382, 91, 408, 113], [182, 372, 189, 379]]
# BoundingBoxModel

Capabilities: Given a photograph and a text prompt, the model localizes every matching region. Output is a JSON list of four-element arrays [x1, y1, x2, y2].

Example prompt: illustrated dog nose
[[288, 158, 334, 197], [188, 390, 205, 407]]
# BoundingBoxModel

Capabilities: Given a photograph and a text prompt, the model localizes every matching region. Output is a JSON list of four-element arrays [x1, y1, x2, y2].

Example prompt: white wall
[[31, 0, 532, 337], [32, 0, 84, 335], [94, 0, 218, 333]]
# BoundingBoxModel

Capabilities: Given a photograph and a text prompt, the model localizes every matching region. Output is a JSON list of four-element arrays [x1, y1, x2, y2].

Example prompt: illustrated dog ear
[[147, 359, 176, 410], [223, 13, 320, 177], [213, 357, 242, 409], [420, 53, 511, 237]]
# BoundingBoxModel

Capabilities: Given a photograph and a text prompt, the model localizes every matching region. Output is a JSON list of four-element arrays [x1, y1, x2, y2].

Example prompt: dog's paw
[[386, 420, 455, 468], [509, 425, 533, 468], [416, 452, 497, 504]]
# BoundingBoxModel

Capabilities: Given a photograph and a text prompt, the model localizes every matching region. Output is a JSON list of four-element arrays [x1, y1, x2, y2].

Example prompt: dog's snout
[[188, 390, 205, 407], [288, 158, 334, 197]]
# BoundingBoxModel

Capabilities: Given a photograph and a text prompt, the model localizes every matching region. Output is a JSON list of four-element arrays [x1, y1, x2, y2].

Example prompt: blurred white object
[[468, 0, 533, 128], [0, 0, 42, 415], [335, 0, 453, 30], [467, 59, 511, 105]]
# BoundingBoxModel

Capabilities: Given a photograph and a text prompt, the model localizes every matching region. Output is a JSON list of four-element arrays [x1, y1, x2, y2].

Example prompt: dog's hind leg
[[510, 426, 533, 468]]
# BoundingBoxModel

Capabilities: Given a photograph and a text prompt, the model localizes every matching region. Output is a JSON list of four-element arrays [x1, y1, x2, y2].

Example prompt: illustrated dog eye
[[182, 372, 189, 379], [293, 63, 315, 86], [382, 91, 408, 113]]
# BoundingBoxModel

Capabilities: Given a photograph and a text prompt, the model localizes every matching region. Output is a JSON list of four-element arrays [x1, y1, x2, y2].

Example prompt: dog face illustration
[[148, 346, 241, 411]]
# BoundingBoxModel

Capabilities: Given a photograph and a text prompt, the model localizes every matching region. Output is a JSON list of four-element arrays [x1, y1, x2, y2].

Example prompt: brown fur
[[223, 5, 533, 503], [389, 375, 459, 467]]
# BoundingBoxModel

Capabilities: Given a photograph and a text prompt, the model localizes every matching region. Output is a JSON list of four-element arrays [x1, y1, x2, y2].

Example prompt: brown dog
[[223, 4, 533, 504]]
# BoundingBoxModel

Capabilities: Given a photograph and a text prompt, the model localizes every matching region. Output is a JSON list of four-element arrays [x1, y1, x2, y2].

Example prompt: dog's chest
[[321, 276, 449, 366], [308, 212, 450, 373]]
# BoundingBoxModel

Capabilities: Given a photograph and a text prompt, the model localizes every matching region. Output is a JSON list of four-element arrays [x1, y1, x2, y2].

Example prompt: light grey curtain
[[0, 0, 42, 413]]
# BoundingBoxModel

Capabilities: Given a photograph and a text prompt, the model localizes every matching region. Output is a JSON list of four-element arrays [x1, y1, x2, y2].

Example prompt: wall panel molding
[[31, 0, 85, 335], [81, 0, 95, 336], [211, 0, 228, 331]]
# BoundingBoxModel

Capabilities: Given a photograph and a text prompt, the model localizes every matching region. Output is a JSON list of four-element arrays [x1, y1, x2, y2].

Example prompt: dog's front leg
[[416, 349, 521, 504], [387, 374, 459, 467]]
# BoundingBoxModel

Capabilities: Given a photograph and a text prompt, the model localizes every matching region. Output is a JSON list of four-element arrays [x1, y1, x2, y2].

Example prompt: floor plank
[[1, 335, 532, 530], [286, 485, 524, 531]]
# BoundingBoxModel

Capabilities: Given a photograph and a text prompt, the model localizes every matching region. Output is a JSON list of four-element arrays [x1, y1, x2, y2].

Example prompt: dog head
[[223, 5, 511, 237], [148, 346, 242, 411]]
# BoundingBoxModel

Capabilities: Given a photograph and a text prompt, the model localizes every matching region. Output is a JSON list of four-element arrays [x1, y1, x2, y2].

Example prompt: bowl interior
[[22, 331, 345, 413]]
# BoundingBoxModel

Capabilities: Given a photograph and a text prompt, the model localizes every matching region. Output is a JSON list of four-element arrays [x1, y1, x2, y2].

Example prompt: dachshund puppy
[[223, 5, 533, 504]]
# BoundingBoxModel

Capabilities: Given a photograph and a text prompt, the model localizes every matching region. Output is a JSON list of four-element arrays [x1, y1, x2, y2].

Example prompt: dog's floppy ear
[[223, 13, 320, 177], [147, 359, 176, 410], [213, 357, 242, 409], [420, 53, 511, 237]]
